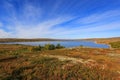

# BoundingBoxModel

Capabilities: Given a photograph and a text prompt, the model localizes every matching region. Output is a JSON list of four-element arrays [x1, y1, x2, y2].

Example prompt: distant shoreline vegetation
[[30, 43, 65, 51], [0, 38, 76, 43]]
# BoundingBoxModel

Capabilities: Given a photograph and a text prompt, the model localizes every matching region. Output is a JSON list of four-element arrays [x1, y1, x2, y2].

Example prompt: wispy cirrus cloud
[[0, 29, 11, 38], [14, 16, 74, 38], [0, 0, 120, 38], [50, 10, 120, 38], [60, 21, 120, 34], [76, 10, 120, 24], [0, 22, 3, 27], [3, 0, 42, 25], [1, 1, 75, 38]]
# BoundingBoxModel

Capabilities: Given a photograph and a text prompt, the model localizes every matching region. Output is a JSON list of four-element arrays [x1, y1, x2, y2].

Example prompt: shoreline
[[94, 41, 112, 49], [0, 41, 110, 49]]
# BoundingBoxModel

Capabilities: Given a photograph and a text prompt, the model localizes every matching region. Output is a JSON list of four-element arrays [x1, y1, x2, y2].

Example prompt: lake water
[[0, 41, 109, 48]]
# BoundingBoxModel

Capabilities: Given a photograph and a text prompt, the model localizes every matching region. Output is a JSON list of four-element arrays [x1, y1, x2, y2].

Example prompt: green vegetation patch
[[31, 43, 65, 51], [109, 41, 120, 48]]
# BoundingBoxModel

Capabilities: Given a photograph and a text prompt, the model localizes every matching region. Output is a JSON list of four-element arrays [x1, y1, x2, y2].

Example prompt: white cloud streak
[[0, 29, 11, 38], [0, 22, 3, 27], [14, 16, 74, 38], [49, 10, 120, 38], [77, 10, 120, 24], [2, 1, 75, 38], [0, 1, 120, 38], [58, 21, 120, 35]]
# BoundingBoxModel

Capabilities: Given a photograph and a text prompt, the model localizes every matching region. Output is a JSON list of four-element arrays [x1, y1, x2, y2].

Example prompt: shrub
[[31, 44, 65, 51], [38, 45, 42, 51], [49, 44, 55, 50], [44, 44, 55, 50], [109, 41, 120, 48], [31, 45, 43, 51], [80, 45, 83, 48], [56, 43, 64, 49]]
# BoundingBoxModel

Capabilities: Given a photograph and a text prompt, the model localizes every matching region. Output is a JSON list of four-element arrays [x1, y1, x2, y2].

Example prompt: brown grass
[[0, 44, 120, 80]]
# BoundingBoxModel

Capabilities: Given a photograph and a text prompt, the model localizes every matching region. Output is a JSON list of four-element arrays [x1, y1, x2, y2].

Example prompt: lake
[[0, 41, 109, 48]]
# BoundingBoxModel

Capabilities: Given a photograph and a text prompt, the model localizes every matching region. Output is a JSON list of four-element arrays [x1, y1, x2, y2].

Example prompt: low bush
[[44, 44, 55, 50], [56, 43, 65, 49], [31, 44, 65, 51], [109, 41, 120, 48]]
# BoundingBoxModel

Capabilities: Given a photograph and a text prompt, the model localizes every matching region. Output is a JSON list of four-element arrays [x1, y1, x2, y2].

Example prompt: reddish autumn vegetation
[[0, 44, 120, 80]]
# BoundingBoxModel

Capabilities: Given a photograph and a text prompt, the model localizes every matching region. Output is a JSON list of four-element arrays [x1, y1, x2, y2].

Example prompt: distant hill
[[81, 37, 120, 44], [0, 38, 56, 42], [0, 37, 120, 43], [0, 38, 73, 42]]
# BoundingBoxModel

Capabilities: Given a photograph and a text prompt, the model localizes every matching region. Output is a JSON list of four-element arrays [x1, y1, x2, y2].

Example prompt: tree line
[[31, 43, 65, 51]]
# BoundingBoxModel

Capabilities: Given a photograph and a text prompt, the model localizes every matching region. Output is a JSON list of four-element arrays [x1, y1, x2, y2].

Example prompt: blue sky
[[0, 0, 120, 39]]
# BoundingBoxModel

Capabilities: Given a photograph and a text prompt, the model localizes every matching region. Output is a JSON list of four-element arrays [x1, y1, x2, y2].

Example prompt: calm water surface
[[0, 41, 109, 48]]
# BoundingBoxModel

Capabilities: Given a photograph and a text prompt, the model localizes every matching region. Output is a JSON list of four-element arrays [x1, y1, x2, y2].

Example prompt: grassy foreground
[[0, 44, 120, 80]]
